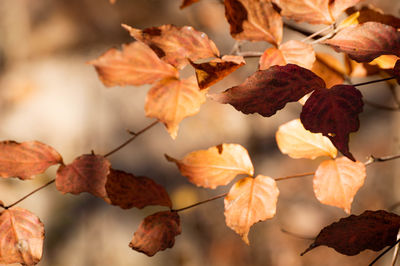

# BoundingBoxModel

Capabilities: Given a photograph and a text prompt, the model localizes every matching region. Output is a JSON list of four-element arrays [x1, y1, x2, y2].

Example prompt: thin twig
[[369, 238, 400, 266], [103, 120, 158, 158], [352, 76, 396, 87], [301, 24, 334, 43], [275, 172, 314, 181], [171, 193, 227, 212], [365, 154, 400, 166], [281, 228, 315, 240], [391, 231, 400, 266], [237, 51, 264, 58]]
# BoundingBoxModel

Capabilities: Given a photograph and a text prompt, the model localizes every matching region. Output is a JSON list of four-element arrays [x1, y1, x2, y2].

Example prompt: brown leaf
[[313, 157, 366, 213], [0, 140, 62, 180], [329, 0, 363, 19], [55, 154, 111, 198], [302, 210, 400, 256], [105, 169, 172, 209], [0, 208, 44, 265], [354, 5, 400, 28], [224, 175, 279, 244], [166, 143, 254, 189], [145, 76, 207, 139], [123, 24, 219, 69], [129, 211, 181, 256], [311, 53, 345, 88], [88, 42, 178, 87], [324, 22, 400, 62], [272, 0, 334, 24], [209, 64, 326, 117], [224, 0, 282, 45], [190, 55, 245, 90], [276, 119, 337, 159]]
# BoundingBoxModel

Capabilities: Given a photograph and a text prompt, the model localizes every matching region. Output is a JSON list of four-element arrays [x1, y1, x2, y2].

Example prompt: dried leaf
[[88, 42, 178, 87], [0, 208, 44, 265], [224, 0, 282, 44], [313, 157, 366, 213], [209, 64, 326, 117], [105, 169, 172, 209], [370, 55, 399, 69], [129, 211, 181, 256], [123, 24, 219, 69], [55, 154, 111, 198], [190, 55, 245, 90], [166, 143, 254, 189], [329, 0, 363, 19], [258, 47, 286, 70], [276, 119, 337, 159], [302, 210, 400, 256], [145, 76, 207, 139], [345, 55, 380, 77], [224, 175, 279, 244], [0, 141, 62, 180], [300, 85, 363, 161], [311, 53, 345, 88], [324, 22, 400, 62], [355, 6, 400, 28]]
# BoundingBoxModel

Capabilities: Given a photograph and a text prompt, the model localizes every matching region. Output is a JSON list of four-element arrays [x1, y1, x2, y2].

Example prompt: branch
[[352, 76, 396, 87], [275, 172, 314, 181], [171, 192, 227, 212], [369, 238, 400, 266], [365, 154, 400, 166]]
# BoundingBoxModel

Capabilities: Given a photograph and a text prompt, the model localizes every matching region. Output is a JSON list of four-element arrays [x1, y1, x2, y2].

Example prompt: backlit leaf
[[311, 53, 345, 88], [224, 175, 279, 244], [300, 85, 363, 161], [324, 22, 400, 62], [88, 42, 178, 87], [129, 211, 181, 256], [145, 76, 207, 139], [0, 141, 62, 180], [0, 208, 44, 265], [302, 210, 400, 256], [123, 24, 219, 69], [209, 64, 326, 117], [370, 55, 399, 69], [329, 0, 363, 19], [55, 154, 111, 198], [105, 169, 172, 209], [224, 0, 282, 45], [313, 157, 366, 213], [166, 143, 254, 189], [276, 119, 337, 159], [258, 47, 285, 70]]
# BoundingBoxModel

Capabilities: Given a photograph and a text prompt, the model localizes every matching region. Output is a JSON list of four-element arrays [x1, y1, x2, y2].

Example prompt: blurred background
[[0, 0, 399, 265]]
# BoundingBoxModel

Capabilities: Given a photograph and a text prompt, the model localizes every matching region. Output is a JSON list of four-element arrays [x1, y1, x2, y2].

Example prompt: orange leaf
[[313, 157, 366, 213], [55, 154, 111, 198], [88, 42, 178, 87], [354, 5, 400, 28], [0, 208, 44, 265], [224, 175, 279, 244], [329, 0, 363, 19], [224, 0, 282, 45], [276, 119, 337, 159], [129, 211, 181, 256], [311, 53, 345, 88], [123, 24, 219, 69], [190, 55, 245, 90], [180, 0, 200, 8], [258, 47, 286, 70], [370, 55, 400, 69], [166, 143, 254, 189], [145, 76, 207, 139], [0, 141, 62, 180], [105, 169, 172, 209]]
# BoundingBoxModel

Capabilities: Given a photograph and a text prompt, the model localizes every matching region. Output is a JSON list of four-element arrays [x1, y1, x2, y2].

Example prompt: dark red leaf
[[394, 59, 400, 84], [129, 211, 181, 256], [302, 210, 400, 256], [300, 85, 363, 161], [209, 64, 325, 117]]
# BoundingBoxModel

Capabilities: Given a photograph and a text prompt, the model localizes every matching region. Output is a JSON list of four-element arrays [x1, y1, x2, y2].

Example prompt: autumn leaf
[[324, 22, 400, 62], [190, 55, 245, 90], [88, 41, 178, 87], [209, 64, 326, 117], [329, 0, 363, 19], [166, 143, 254, 189], [300, 85, 363, 161], [122, 24, 219, 69], [0, 208, 44, 265], [129, 211, 181, 256], [145, 76, 207, 139], [55, 154, 111, 198], [311, 53, 345, 88], [370, 55, 399, 69], [276, 119, 337, 160], [352, 5, 400, 28], [394, 59, 400, 84], [180, 0, 200, 8], [105, 169, 172, 209], [345, 55, 380, 77], [302, 210, 400, 256], [224, 175, 279, 244], [258, 47, 285, 69], [313, 157, 366, 213], [0, 141, 62, 180], [224, 0, 282, 45]]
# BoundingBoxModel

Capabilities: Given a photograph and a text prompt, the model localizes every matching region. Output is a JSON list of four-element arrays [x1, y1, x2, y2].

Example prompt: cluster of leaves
[[1, 0, 400, 265]]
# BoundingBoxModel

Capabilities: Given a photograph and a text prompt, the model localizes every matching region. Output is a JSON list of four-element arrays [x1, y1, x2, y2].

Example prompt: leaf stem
[[275, 172, 314, 181], [171, 192, 227, 212], [237, 51, 264, 58], [352, 76, 395, 87], [365, 154, 400, 166], [103, 120, 158, 158], [369, 238, 400, 266], [301, 24, 334, 43], [281, 228, 315, 240]]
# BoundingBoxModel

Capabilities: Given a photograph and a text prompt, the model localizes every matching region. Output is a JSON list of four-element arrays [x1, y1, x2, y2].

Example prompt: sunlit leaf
[[345, 55, 380, 77], [129, 211, 181, 256], [313, 157, 366, 213], [311, 53, 345, 88], [0, 208, 44, 265], [145, 76, 207, 139], [338, 11, 360, 28], [166, 143, 254, 189], [258, 47, 285, 70], [224, 175, 279, 244], [370, 55, 399, 69], [0, 141, 62, 180], [329, 0, 363, 19]]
